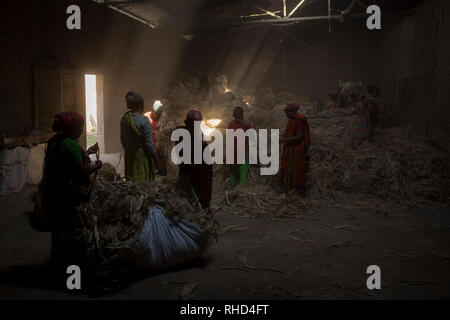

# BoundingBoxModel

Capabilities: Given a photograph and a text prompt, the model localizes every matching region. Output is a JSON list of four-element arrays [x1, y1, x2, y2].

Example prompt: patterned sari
[[124, 112, 155, 182], [280, 114, 310, 193]]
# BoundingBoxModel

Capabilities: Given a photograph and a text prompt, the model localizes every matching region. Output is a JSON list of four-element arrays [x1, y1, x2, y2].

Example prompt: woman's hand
[[87, 143, 99, 155], [94, 160, 102, 170], [151, 153, 160, 170], [75, 158, 102, 176]]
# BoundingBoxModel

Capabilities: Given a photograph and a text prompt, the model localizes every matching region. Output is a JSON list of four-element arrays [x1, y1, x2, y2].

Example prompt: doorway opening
[[85, 74, 98, 148]]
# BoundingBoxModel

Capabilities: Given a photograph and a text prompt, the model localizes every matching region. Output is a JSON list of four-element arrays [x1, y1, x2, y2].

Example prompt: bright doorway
[[85, 74, 98, 148]]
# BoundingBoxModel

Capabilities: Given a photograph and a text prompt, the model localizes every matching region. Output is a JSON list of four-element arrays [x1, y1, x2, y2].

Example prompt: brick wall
[[440, 0, 450, 149], [0, 1, 33, 136]]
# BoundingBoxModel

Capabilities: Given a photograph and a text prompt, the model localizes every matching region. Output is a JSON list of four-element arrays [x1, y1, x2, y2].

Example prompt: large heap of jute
[[161, 76, 449, 217], [211, 108, 450, 217], [76, 164, 218, 291]]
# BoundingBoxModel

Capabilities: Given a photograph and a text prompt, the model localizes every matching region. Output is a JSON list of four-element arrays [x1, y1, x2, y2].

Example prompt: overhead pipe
[[221, 13, 369, 27], [213, 0, 369, 28]]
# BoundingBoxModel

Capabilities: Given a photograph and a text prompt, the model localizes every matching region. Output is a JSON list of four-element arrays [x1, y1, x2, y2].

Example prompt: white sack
[[0, 147, 30, 196], [26, 143, 46, 185]]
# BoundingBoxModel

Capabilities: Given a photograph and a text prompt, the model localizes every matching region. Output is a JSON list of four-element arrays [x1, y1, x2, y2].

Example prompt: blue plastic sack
[[125, 206, 208, 270]]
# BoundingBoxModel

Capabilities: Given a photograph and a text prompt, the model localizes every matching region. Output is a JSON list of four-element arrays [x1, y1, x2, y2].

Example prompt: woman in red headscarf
[[279, 103, 311, 195], [38, 111, 102, 288]]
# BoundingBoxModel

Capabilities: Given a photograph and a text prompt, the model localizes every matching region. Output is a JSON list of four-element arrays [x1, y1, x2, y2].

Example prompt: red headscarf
[[285, 103, 300, 113], [52, 112, 84, 133], [329, 91, 339, 98], [185, 110, 202, 122], [232, 106, 244, 119]]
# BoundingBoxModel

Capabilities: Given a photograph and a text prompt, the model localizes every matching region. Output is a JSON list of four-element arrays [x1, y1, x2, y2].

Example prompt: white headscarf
[[153, 100, 163, 115]]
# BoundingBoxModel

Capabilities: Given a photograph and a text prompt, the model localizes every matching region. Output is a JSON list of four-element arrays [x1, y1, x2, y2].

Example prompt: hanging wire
[[328, 0, 332, 32]]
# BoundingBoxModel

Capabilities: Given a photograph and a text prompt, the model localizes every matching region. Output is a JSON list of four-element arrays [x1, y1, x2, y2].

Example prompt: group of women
[[40, 88, 312, 289], [226, 104, 311, 196]]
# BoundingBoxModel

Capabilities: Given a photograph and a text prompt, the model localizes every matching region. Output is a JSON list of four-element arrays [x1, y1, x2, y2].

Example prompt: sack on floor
[[0, 147, 30, 196], [26, 183, 51, 232], [26, 143, 46, 185], [124, 205, 209, 270]]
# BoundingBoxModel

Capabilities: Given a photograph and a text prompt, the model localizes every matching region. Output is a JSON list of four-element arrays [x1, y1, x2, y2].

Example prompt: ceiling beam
[[95, 0, 138, 5], [222, 12, 370, 27], [241, 11, 283, 19], [107, 4, 156, 28], [255, 6, 283, 19], [287, 0, 308, 18]]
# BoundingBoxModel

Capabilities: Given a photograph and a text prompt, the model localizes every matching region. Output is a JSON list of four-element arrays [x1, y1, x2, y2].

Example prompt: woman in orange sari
[[280, 103, 310, 195]]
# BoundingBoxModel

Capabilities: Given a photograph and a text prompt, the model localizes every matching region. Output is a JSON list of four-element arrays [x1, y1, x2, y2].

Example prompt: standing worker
[[327, 91, 339, 111], [145, 100, 168, 176], [227, 106, 252, 188], [146, 100, 169, 138], [354, 84, 381, 146], [120, 91, 158, 182], [279, 103, 311, 196], [40, 111, 102, 288], [175, 110, 213, 215]]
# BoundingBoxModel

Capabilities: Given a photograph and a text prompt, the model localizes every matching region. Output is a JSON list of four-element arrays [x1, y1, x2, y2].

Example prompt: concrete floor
[[0, 186, 449, 299]]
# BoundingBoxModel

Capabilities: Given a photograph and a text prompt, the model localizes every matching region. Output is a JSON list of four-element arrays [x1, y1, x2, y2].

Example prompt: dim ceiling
[[92, 0, 430, 38]]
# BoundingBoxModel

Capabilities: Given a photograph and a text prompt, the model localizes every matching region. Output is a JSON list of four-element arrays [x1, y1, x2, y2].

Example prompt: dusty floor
[[0, 186, 449, 300]]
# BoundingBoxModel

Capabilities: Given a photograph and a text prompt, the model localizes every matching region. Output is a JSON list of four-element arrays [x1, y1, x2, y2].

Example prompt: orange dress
[[144, 111, 169, 171], [328, 100, 338, 110], [280, 114, 310, 192]]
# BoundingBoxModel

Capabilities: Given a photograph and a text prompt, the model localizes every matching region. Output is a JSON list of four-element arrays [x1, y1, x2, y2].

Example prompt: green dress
[[40, 134, 90, 285], [120, 111, 156, 182]]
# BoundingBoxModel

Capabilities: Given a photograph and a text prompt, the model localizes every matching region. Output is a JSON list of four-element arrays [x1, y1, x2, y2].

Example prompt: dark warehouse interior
[[0, 0, 449, 304]]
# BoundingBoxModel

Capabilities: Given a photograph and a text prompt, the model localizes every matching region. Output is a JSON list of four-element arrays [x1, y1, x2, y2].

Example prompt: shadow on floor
[[0, 256, 212, 298], [0, 262, 56, 291], [132, 256, 212, 279]]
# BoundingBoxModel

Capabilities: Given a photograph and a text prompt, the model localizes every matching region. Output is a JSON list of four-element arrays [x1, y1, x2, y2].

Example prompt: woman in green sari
[[120, 91, 158, 182]]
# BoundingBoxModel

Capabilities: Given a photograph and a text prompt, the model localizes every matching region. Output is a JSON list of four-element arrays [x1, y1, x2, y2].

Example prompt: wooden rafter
[[107, 4, 156, 28], [255, 6, 282, 19], [287, 0, 308, 18]]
